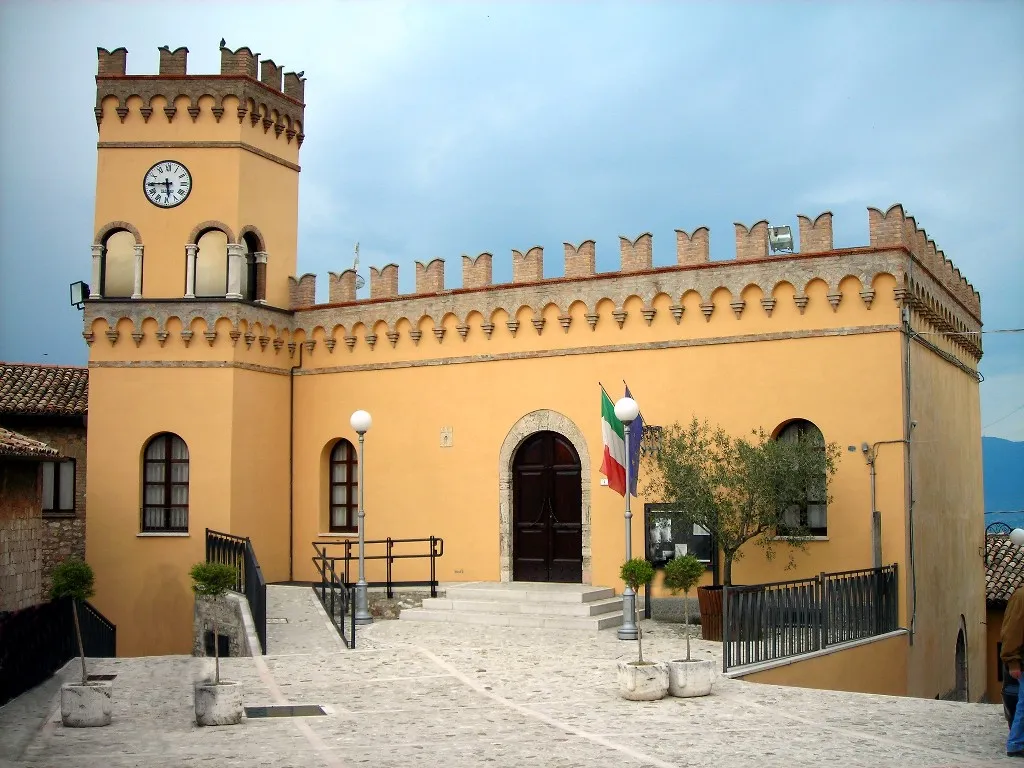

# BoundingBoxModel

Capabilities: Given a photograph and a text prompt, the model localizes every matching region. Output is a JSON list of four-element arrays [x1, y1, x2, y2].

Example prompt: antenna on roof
[[353, 242, 365, 290]]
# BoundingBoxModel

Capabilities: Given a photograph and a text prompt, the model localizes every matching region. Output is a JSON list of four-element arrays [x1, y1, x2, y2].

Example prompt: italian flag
[[600, 389, 627, 496]]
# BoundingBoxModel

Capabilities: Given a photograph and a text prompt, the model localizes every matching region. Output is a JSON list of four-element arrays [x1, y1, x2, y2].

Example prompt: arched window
[[142, 432, 189, 532], [195, 229, 229, 298], [102, 230, 136, 298], [329, 439, 358, 532], [777, 419, 827, 536], [240, 232, 259, 302]]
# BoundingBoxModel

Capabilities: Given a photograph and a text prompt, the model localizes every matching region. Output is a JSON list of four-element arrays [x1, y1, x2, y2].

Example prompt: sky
[[0, 0, 1021, 440]]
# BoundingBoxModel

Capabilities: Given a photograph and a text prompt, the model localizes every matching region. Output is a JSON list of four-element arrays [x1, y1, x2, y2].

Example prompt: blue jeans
[[1010, 679, 1024, 754]]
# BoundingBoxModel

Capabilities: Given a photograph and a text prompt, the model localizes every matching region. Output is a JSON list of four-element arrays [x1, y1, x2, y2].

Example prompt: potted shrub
[[50, 557, 111, 727], [190, 561, 244, 726], [616, 557, 668, 701], [663, 554, 715, 697]]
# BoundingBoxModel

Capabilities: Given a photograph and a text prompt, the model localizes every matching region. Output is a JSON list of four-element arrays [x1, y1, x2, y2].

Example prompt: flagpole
[[613, 394, 641, 641]]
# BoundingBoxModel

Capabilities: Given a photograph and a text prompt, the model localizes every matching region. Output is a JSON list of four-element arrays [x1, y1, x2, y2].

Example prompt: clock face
[[143, 160, 192, 208]]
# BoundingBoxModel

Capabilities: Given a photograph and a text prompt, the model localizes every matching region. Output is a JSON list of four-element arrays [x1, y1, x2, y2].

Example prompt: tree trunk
[[71, 598, 87, 685], [684, 588, 691, 661], [213, 608, 221, 685], [724, 552, 735, 587], [635, 596, 644, 664]]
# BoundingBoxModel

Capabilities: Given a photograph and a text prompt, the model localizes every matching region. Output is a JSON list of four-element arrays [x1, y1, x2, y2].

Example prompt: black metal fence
[[723, 564, 899, 671], [311, 537, 444, 598], [0, 597, 116, 707], [310, 537, 444, 649], [205, 528, 267, 654], [312, 551, 356, 649]]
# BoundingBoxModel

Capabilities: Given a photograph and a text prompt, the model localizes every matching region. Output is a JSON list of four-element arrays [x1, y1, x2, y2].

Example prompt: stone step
[[398, 608, 626, 630], [443, 583, 616, 604], [419, 596, 624, 617]]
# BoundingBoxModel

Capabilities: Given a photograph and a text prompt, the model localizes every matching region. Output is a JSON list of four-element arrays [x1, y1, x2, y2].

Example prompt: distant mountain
[[984, 436, 1024, 515]]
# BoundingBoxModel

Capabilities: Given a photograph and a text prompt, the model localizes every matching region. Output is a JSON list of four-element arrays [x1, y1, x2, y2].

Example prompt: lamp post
[[614, 396, 640, 641], [350, 409, 373, 625]]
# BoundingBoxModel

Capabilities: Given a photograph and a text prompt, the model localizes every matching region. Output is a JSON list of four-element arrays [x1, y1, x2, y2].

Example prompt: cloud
[[0, 1, 1021, 437]]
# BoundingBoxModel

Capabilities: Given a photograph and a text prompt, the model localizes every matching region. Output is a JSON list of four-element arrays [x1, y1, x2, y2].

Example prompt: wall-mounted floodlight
[[768, 225, 794, 254], [70, 281, 90, 308]]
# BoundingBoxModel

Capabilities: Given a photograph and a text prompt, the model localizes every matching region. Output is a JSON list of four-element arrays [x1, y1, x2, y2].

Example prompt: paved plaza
[[0, 585, 1016, 767]]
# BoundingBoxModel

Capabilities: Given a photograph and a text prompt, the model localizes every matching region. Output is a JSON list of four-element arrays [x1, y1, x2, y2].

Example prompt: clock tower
[[83, 43, 306, 656], [90, 43, 304, 305]]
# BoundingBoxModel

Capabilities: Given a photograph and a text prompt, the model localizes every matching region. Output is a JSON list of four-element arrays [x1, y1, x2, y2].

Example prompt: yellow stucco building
[[81, 43, 986, 701]]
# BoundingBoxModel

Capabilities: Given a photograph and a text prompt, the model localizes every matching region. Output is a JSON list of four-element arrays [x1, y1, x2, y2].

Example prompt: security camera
[[861, 442, 870, 453]]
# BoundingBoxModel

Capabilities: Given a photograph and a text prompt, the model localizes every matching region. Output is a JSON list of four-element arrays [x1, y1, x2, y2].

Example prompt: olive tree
[[643, 418, 841, 586]]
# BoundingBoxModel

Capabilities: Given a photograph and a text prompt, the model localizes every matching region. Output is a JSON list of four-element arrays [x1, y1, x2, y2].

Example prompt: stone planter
[[667, 658, 715, 698], [616, 660, 669, 701], [195, 681, 244, 726], [60, 681, 112, 727]]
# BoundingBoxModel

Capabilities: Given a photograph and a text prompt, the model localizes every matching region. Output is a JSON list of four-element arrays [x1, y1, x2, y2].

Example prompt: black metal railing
[[312, 551, 357, 649], [205, 528, 267, 654], [310, 537, 444, 649], [723, 564, 899, 671], [311, 537, 444, 598], [0, 597, 116, 707]]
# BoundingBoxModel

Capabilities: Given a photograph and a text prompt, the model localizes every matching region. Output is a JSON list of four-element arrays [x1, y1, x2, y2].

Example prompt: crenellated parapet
[[329, 270, 358, 303], [797, 212, 833, 253], [675, 227, 710, 266], [280, 204, 979, 360], [734, 221, 769, 261], [564, 241, 595, 279], [513, 247, 544, 283], [462, 253, 492, 289], [867, 204, 980, 319], [416, 259, 445, 294], [619, 234, 653, 273], [94, 42, 305, 146], [370, 265, 399, 299]]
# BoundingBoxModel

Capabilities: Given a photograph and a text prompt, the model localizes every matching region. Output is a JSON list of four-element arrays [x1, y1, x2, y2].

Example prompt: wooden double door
[[512, 431, 583, 583]]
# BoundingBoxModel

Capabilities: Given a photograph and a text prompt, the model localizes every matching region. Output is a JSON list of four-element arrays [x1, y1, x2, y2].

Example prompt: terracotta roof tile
[[986, 535, 1024, 605], [0, 426, 60, 459], [0, 363, 88, 416]]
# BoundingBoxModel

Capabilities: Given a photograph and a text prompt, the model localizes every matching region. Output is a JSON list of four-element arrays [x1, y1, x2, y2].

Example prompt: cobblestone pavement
[[0, 585, 1015, 767]]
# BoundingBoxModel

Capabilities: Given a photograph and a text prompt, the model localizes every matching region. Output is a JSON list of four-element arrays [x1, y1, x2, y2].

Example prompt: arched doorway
[[512, 431, 583, 583], [955, 619, 968, 701]]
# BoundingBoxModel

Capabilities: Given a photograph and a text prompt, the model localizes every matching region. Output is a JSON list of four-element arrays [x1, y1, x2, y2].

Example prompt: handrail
[[205, 528, 267, 654], [311, 551, 356, 648], [722, 564, 899, 672], [311, 537, 444, 598], [0, 597, 116, 706]]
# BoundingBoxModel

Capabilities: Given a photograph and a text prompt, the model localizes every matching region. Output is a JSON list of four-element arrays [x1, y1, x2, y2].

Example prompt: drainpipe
[[289, 342, 304, 581], [862, 439, 909, 571]]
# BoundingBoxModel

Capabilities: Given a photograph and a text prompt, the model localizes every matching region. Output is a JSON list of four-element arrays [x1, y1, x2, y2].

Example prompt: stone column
[[254, 251, 268, 304], [226, 243, 245, 299], [184, 244, 198, 298], [90, 244, 104, 298], [132, 244, 144, 299]]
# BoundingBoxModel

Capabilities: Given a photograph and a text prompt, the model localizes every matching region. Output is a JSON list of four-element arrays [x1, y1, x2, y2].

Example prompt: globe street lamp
[[350, 409, 373, 625], [614, 396, 640, 641], [1011, 529, 1024, 548]]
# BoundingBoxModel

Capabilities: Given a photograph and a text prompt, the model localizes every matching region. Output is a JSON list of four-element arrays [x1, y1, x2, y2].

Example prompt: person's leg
[[1008, 688, 1024, 756]]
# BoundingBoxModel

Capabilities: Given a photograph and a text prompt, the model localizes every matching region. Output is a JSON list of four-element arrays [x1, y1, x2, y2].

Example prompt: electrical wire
[[984, 403, 1024, 430]]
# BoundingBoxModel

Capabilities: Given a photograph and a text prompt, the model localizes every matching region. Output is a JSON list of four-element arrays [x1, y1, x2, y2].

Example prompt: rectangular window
[[42, 460, 76, 515]]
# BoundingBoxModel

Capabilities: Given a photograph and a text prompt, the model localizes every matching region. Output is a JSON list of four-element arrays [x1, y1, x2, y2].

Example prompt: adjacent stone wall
[[0, 461, 43, 612], [192, 593, 257, 658], [1, 419, 88, 597]]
